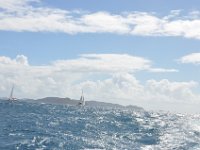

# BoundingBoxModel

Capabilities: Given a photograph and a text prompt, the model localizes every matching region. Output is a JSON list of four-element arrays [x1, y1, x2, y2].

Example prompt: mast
[[78, 89, 85, 106], [81, 90, 85, 105], [9, 84, 17, 101], [9, 85, 14, 100], [80, 90, 84, 101], [82, 89, 84, 100]]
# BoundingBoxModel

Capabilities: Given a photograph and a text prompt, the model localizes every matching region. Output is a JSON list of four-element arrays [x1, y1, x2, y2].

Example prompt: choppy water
[[0, 100, 200, 150]]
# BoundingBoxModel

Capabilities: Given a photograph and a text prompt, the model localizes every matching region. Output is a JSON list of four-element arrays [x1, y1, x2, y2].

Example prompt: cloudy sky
[[1, 0, 200, 113]]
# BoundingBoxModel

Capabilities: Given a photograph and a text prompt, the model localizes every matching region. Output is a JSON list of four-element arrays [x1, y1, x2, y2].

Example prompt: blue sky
[[45, 0, 200, 13], [1, 0, 200, 113]]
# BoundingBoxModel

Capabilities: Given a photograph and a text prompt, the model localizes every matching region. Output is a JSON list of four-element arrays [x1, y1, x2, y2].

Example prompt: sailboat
[[78, 90, 85, 106], [8, 85, 17, 101]]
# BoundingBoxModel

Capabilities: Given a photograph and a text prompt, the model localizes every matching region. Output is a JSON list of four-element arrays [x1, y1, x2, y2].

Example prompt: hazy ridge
[[23, 97, 144, 111]]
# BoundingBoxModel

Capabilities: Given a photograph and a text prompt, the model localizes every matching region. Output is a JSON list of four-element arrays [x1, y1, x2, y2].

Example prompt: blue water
[[0, 100, 200, 150]]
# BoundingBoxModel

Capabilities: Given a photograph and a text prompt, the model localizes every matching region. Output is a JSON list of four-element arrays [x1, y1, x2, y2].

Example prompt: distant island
[[14, 97, 144, 111]]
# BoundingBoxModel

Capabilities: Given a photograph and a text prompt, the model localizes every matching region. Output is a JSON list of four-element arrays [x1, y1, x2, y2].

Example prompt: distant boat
[[77, 90, 85, 106], [8, 85, 17, 101]]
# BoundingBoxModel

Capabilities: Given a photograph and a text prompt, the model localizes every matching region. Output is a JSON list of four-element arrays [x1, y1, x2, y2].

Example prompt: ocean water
[[0, 100, 200, 150]]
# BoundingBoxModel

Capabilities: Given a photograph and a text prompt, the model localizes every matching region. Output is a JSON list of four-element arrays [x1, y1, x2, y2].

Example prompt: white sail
[[9, 85, 14, 100], [78, 90, 85, 106], [9, 85, 17, 101]]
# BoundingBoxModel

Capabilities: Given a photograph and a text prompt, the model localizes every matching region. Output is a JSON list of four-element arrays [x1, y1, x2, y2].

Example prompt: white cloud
[[80, 12, 130, 34], [179, 53, 200, 64], [1, 1, 200, 39], [148, 68, 178, 73], [66, 74, 200, 113], [146, 79, 198, 102], [54, 54, 150, 73], [0, 55, 28, 65], [0, 0, 200, 39], [0, 54, 199, 113], [0, 0, 40, 11], [129, 12, 166, 36], [15, 55, 29, 65], [0, 54, 175, 98], [53, 54, 176, 73]]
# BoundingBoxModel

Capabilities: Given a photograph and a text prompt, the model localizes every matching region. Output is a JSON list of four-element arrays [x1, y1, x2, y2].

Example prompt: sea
[[0, 100, 200, 150]]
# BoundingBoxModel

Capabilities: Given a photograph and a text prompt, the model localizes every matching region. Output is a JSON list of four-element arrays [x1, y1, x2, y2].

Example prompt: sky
[[1, 0, 200, 113]]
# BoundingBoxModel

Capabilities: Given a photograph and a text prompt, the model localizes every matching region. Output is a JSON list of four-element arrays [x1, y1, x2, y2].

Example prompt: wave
[[0, 100, 200, 149]]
